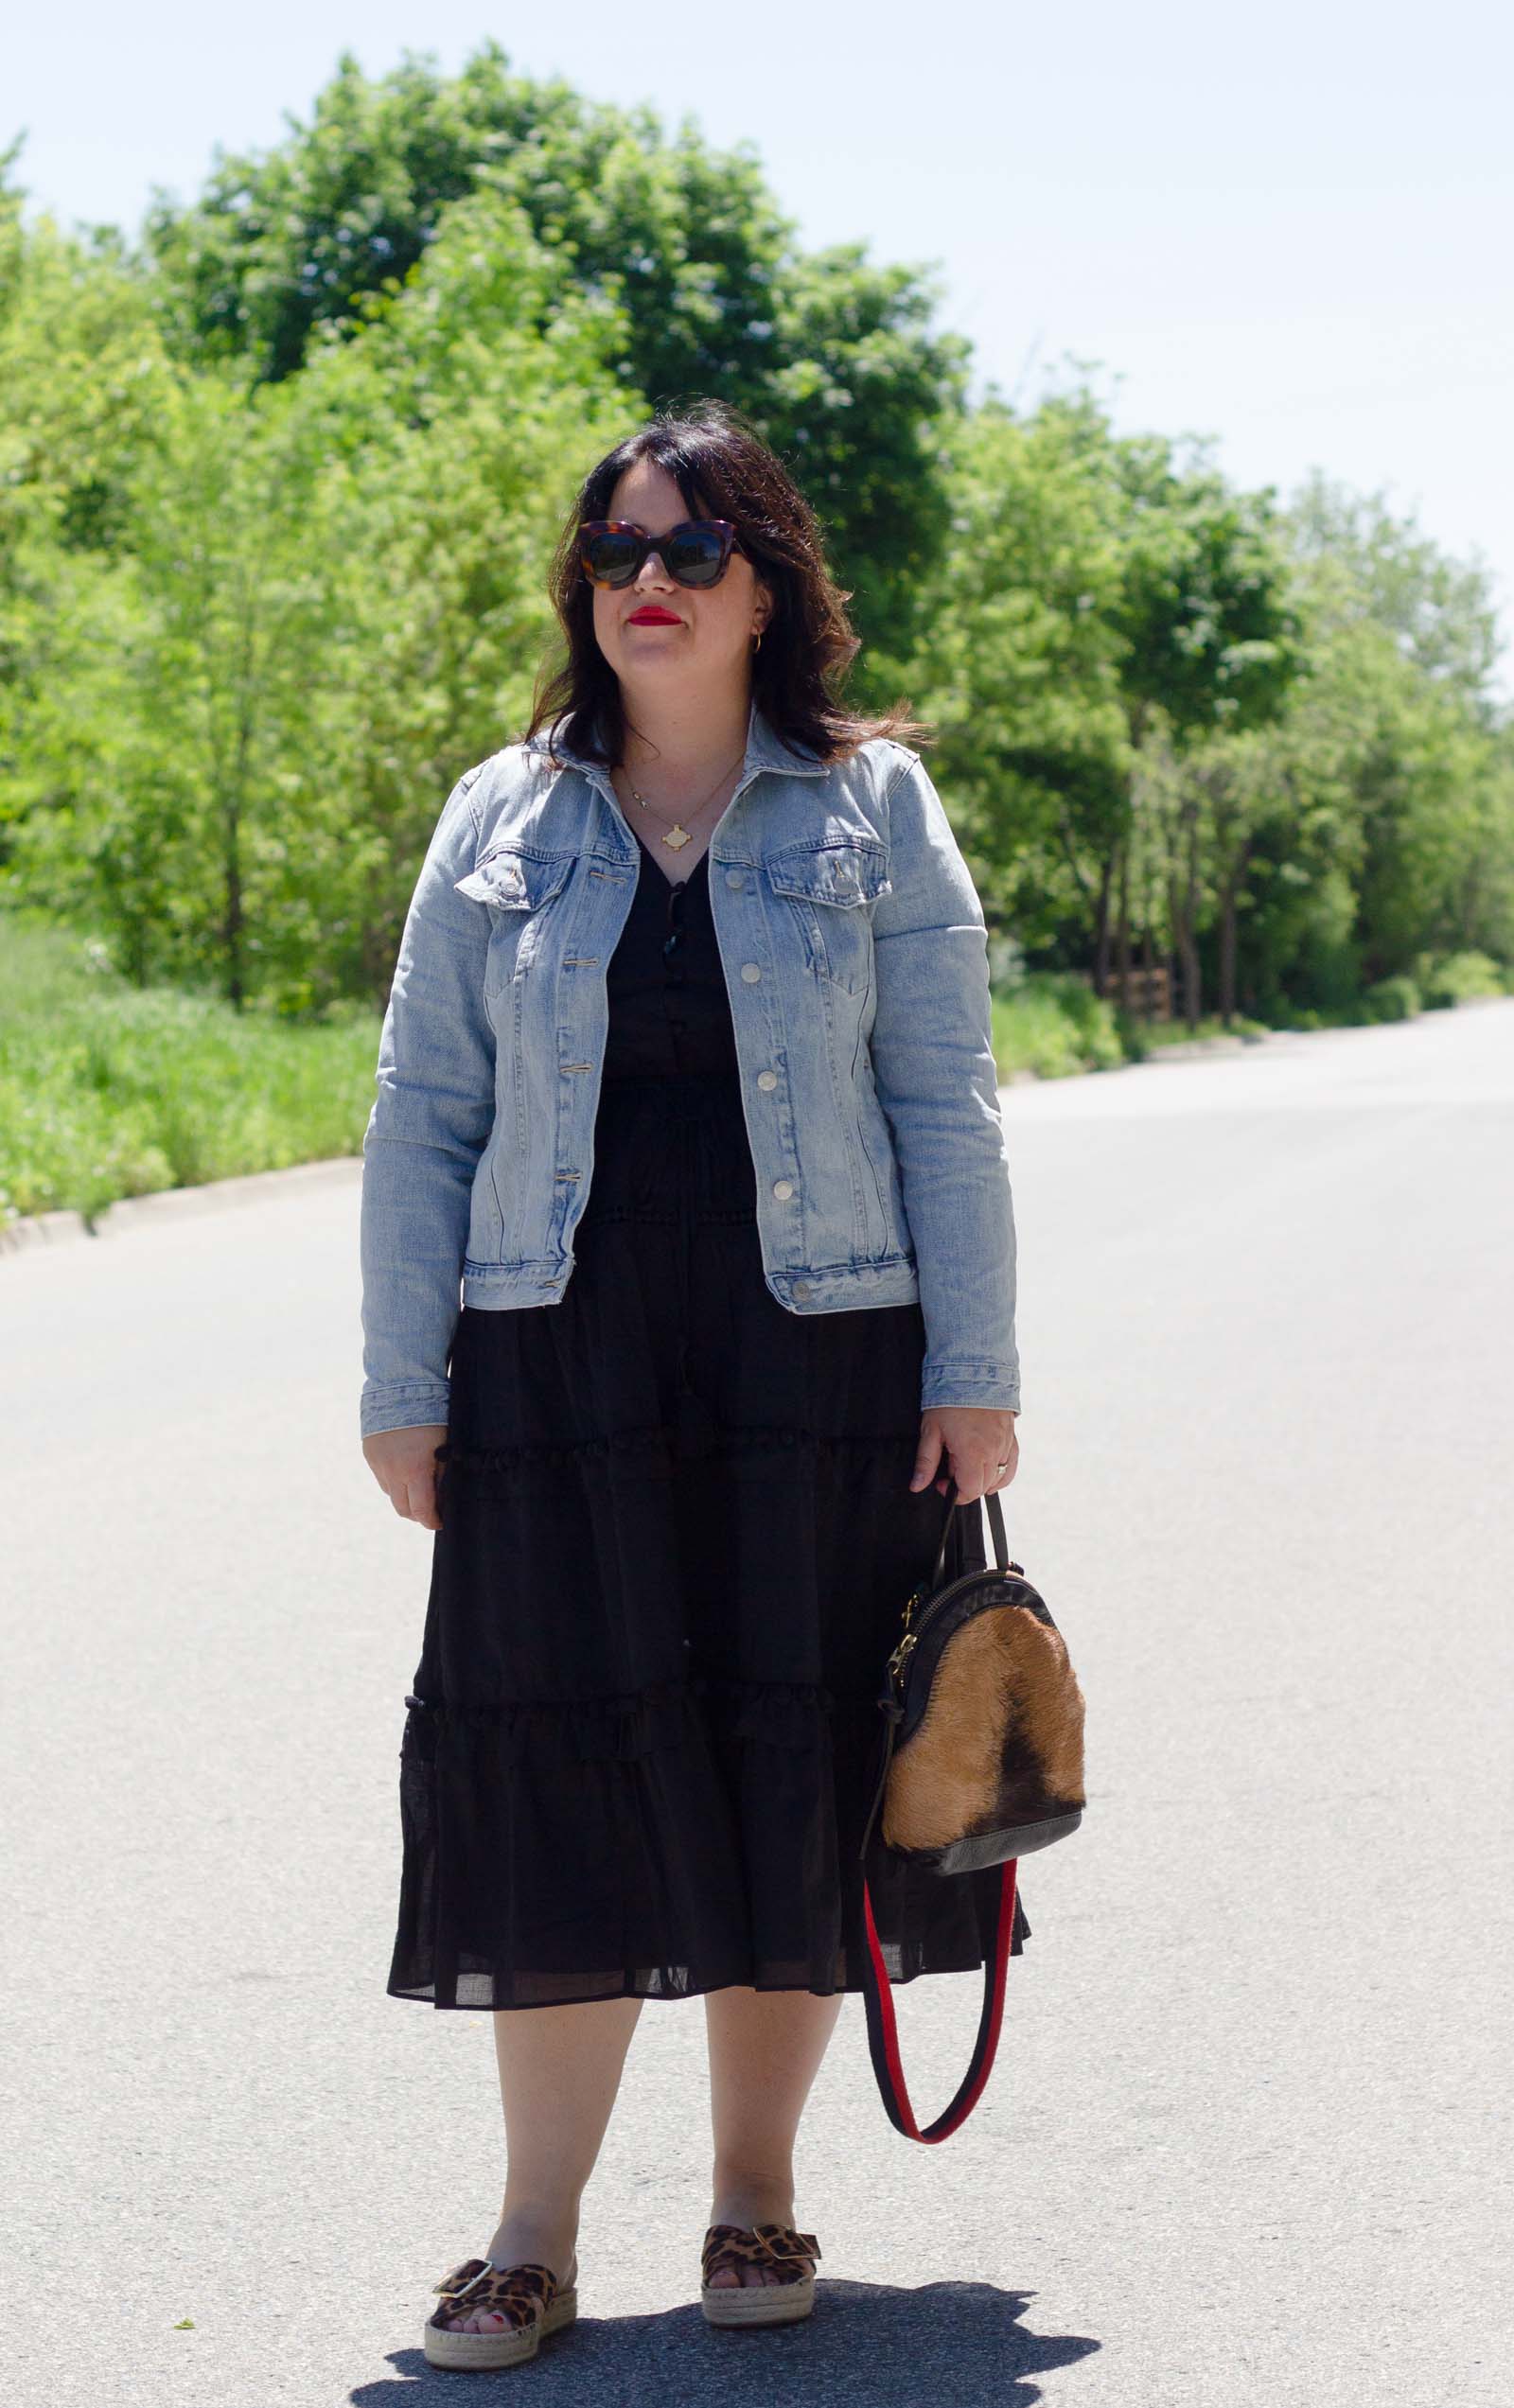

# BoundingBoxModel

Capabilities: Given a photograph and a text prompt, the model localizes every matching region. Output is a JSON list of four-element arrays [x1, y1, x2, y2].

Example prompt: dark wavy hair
[[521, 399, 929, 768]]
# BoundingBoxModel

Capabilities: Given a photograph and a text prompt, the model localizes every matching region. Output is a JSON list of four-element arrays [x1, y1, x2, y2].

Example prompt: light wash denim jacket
[[359, 702, 1021, 1439]]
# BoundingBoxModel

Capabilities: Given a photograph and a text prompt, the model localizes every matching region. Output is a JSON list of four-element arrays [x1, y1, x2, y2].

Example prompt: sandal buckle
[[753, 2222, 821, 2265], [431, 2259, 491, 2300]]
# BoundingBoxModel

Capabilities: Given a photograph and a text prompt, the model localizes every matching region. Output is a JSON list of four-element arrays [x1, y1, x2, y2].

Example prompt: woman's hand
[[909, 1406, 1019, 1503], [362, 1425, 449, 1531]]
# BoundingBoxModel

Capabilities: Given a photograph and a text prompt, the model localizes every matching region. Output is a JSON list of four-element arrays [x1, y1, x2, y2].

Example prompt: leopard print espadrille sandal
[[700, 2221, 822, 2327], [423, 2252, 579, 2370]]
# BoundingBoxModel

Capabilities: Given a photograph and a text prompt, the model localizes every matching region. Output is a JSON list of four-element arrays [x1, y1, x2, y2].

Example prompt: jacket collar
[[532, 697, 830, 782]]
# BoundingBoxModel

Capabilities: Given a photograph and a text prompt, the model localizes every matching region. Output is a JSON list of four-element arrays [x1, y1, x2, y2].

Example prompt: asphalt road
[[3, 1000, 1509, 2407]]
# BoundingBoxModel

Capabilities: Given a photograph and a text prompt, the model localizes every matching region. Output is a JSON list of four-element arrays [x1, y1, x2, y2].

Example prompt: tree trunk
[[1165, 799, 1204, 1031], [1093, 842, 1116, 997], [1216, 835, 1253, 1026], [1115, 837, 1132, 1011], [224, 582, 259, 1013]]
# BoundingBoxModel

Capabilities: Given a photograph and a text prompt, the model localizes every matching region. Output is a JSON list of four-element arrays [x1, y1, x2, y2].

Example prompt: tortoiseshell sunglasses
[[578, 519, 744, 589]]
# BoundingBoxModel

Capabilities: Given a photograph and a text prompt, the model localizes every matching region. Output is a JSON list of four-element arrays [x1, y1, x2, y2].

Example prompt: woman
[[359, 401, 1025, 2370]]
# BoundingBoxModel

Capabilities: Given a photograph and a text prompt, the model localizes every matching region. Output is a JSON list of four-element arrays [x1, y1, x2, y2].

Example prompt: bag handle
[[857, 1478, 1018, 2140], [926, 1477, 1011, 1591]]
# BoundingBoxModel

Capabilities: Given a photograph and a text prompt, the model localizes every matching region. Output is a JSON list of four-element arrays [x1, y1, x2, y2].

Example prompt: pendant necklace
[[622, 745, 747, 852]]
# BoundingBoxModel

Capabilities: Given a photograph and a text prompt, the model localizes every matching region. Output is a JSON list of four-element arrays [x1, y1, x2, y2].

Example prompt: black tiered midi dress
[[387, 817, 1029, 2009]]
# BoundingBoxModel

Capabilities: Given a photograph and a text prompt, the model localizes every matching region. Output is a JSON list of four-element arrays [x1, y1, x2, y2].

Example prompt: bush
[[1417, 950, 1508, 1008], [990, 972, 1125, 1079], [1361, 976, 1421, 1023]]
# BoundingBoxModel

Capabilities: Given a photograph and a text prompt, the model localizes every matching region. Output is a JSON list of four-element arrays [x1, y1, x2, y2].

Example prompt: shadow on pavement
[[359, 2277, 1099, 2400]]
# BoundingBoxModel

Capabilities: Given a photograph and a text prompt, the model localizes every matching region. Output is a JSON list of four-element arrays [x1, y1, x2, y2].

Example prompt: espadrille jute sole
[[699, 2221, 821, 2327], [423, 2276, 577, 2369], [701, 2273, 816, 2327]]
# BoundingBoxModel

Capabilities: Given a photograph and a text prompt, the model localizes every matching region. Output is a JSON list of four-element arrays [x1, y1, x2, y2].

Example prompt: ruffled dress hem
[[388, 1667, 1029, 2012]]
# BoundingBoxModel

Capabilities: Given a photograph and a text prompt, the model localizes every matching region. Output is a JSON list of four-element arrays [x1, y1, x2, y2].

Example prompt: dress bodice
[[601, 823, 740, 1080]]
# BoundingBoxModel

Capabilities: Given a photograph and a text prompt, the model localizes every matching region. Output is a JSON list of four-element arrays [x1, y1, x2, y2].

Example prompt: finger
[[388, 1467, 431, 1530], [409, 1471, 442, 1533], [908, 1424, 943, 1491], [426, 1448, 447, 1532], [953, 1457, 1008, 1505]]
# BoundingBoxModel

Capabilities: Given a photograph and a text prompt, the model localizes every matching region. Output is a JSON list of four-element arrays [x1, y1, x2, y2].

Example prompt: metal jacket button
[[740, 961, 762, 982], [772, 1179, 793, 1200], [757, 1069, 778, 1090], [726, 869, 745, 888], [792, 1279, 812, 1300]]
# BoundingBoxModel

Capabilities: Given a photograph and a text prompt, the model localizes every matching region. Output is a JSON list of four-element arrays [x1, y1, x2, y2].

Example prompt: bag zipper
[[886, 1554, 1028, 1686]]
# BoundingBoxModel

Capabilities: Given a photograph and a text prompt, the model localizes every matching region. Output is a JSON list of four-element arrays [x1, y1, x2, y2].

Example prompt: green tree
[[4, 191, 640, 1009], [1255, 483, 1511, 1000], [5, 88, 1510, 1049], [907, 392, 1131, 949], [0, 162, 179, 849], [908, 385, 1302, 1028], [139, 40, 969, 672], [1105, 433, 1304, 1024], [1289, 469, 1504, 700]]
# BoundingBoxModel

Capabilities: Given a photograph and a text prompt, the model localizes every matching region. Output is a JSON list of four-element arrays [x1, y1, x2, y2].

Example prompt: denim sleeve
[[869, 751, 1022, 1415], [359, 765, 495, 1441]]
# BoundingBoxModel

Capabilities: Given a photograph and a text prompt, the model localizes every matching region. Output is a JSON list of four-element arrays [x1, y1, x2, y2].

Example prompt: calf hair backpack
[[857, 1477, 1086, 2141]]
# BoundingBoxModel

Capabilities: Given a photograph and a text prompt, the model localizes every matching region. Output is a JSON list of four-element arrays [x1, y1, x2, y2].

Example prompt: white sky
[[10, 1, 1514, 696]]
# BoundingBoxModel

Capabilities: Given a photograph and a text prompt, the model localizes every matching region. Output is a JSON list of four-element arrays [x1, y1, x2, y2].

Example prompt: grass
[[0, 914, 380, 1227], [989, 957, 1511, 1075], [3, 915, 1507, 1225], [988, 974, 1271, 1081]]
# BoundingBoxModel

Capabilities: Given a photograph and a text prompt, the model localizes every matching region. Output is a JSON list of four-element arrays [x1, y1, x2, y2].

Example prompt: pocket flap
[[765, 838, 891, 907], [454, 845, 573, 911]]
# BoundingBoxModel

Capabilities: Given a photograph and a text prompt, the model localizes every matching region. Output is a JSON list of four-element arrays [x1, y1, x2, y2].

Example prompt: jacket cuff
[[921, 1361, 1022, 1414], [360, 1381, 452, 1442]]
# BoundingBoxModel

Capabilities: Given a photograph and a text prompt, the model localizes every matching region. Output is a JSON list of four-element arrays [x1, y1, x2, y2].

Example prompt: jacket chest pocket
[[764, 837, 891, 995], [454, 844, 575, 994]]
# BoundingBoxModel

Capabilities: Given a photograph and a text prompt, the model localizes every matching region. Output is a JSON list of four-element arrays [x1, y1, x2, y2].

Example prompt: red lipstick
[[627, 606, 681, 625]]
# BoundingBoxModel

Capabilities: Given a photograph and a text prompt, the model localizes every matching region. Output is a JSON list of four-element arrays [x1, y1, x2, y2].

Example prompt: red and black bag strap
[[857, 1695, 1019, 2141], [857, 1481, 1018, 2142]]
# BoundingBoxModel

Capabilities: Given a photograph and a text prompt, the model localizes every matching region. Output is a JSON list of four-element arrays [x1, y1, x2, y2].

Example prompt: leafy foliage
[[0, 52, 1509, 1126], [138, 42, 969, 668]]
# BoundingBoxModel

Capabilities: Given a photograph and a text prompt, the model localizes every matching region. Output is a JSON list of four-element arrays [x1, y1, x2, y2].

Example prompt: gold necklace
[[621, 746, 747, 851]]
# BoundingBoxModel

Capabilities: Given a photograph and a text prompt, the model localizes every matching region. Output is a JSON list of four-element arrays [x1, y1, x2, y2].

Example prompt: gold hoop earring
[[752, 628, 764, 652]]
